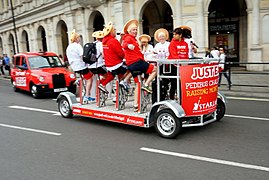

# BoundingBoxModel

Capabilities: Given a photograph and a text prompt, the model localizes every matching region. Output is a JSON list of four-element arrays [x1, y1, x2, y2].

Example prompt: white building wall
[[0, 0, 268, 70]]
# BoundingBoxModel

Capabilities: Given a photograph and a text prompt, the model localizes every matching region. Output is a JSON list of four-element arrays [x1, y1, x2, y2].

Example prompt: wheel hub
[[159, 115, 175, 132]]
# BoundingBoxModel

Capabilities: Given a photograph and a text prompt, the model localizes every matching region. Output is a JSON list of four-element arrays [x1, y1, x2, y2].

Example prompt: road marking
[[225, 114, 269, 121], [0, 123, 62, 136], [227, 96, 269, 102], [9, 105, 269, 121], [140, 147, 269, 172], [9, 105, 59, 115]]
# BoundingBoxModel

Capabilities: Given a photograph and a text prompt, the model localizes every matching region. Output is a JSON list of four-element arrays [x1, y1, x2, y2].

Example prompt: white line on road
[[9, 105, 58, 114], [140, 147, 269, 172], [0, 123, 62, 136], [225, 114, 269, 121], [227, 96, 269, 102], [9, 105, 269, 122]]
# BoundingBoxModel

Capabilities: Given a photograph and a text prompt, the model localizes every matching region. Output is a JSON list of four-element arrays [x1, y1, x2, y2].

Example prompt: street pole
[[10, 0, 19, 54]]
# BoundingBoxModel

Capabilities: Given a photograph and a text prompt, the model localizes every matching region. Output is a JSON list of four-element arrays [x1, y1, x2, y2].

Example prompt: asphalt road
[[0, 77, 269, 180]]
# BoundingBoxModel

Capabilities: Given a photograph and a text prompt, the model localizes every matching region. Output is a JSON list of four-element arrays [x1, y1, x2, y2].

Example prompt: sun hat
[[123, 19, 139, 34], [179, 25, 192, 31], [103, 21, 114, 37], [92, 31, 104, 39], [70, 29, 80, 43], [154, 28, 169, 42], [139, 34, 151, 42]]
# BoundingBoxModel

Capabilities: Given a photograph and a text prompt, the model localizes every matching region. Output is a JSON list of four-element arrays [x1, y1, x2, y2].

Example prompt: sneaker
[[133, 105, 138, 112], [112, 97, 116, 103], [88, 97, 95, 101], [119, 81, 129, 91], [98, 84, 109, 94], [141, 85, 152, 94], [83, 96, 89, 104]]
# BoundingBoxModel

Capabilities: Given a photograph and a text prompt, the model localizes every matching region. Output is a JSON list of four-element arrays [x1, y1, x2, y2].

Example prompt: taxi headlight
[[39, 76, 45, 82], [70, 73, 75, 79]]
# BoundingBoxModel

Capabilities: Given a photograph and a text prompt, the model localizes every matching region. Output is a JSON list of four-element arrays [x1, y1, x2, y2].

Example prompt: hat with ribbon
[[139, 34, 151, 42], [103, 21, 114, 37], [92, 31, 104, 39], [154, 28, 169, 42], [179, 25, 192, 31], [123, 19, 139, 34]]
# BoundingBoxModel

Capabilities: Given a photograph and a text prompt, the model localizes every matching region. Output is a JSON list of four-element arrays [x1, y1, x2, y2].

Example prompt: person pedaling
[[98, 21, 132, 94]]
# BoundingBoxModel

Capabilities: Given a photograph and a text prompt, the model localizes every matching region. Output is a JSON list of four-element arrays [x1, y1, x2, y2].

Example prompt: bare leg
[[85, 78, 93, 97], [134, 84, 138, 107], [144, 66, 157, 86]]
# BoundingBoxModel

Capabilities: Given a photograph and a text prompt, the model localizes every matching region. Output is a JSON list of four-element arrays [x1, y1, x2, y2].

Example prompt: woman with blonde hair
[[66, 29, 95, 102]]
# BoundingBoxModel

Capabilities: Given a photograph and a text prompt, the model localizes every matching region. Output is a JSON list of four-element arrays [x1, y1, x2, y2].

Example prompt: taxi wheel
[[31, 84, 40, 98], [216, 98, 226, 121], [154, 109, 182, 138], [11, 80, 19, 92], [58, 96, 73, 118]]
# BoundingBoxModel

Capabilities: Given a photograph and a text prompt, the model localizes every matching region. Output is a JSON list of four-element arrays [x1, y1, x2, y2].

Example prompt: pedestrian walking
[[218, 47, 232, 89], [0, 55, 5, 75], [3, 54, 11, 75]]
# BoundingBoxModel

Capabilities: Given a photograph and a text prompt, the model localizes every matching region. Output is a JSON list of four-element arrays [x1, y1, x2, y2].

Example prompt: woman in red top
[[98, 21, 131, 93], [167, 27, 189, 100]]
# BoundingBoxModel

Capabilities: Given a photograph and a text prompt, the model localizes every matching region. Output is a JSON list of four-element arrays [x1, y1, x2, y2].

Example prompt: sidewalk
[[218, 67, 269, 99], [2, 68, 269, 99]]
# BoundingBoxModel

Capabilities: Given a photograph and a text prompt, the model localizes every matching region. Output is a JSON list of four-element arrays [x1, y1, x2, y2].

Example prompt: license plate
[[54, 87, 67, 92]]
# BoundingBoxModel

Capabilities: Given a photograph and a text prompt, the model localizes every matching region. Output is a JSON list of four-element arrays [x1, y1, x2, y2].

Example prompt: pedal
[[99, 91, 108, 107]]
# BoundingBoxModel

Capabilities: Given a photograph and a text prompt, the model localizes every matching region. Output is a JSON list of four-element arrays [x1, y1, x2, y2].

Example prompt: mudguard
[[148, 100, 185, 126], [217, 91, 227, 104], [56, 92, 78, 107]]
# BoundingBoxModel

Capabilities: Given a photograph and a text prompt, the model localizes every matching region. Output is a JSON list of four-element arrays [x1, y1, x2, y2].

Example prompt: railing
[[220, 62, 269, 90]]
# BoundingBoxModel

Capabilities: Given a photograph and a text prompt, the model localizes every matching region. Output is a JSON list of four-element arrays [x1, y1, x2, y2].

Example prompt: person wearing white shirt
[[66, 29, 94, 102], [139, 34, 154, 60], [154, 28, 170, 59], [218, 48, 232, 88], [211, 47, 220, 59]]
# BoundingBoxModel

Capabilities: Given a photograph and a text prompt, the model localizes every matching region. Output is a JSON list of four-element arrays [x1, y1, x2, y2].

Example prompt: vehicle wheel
[[58, 96, 73, 118], [31, 84, 40, 98], [154, 109, 182, 138], [11, 80, 19, 92], [216, 98, 226, 121]]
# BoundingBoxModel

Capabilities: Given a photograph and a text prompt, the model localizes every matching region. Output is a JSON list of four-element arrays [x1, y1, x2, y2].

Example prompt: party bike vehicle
[[11, 51, 76, 98], [57, 58, 226, 138]]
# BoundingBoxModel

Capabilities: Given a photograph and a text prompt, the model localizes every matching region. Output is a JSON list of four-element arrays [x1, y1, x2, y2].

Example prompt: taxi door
[[13, 55, 29, 91]]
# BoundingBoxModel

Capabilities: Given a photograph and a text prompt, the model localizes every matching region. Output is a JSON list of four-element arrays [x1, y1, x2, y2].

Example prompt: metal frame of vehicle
[[57, 58, 226, 138]]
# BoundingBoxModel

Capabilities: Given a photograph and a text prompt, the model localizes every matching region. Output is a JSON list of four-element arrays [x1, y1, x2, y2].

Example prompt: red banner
[[180, 64, 219, 116]]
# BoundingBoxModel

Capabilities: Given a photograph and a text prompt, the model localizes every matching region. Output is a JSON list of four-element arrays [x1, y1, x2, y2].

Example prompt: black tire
[[154, 109, 182, 138], [216, 98, 226, 121], [58, 96, 73, 118], [11, 79, 19, 92], [30, 84, 40, 98]]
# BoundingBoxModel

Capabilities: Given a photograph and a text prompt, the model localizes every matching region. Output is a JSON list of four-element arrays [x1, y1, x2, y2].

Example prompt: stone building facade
[[0, 0, 268, 71]]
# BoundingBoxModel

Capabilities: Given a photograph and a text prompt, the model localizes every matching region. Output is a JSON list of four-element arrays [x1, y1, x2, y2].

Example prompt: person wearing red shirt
[[98, 21, 131, 93], [167, 27, 189, 100], [122, 19, 157, 111]]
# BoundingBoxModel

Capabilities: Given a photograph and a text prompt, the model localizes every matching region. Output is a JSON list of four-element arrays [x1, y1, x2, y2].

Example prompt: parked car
[[10, 52, 76, 98]]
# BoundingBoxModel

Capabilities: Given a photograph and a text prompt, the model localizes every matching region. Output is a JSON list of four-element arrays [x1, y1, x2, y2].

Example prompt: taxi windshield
[[28, 56, 64, 69]]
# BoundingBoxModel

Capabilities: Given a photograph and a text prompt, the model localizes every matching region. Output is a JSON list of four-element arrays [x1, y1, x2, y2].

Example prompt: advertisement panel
[[180, 63, 219, 116]]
